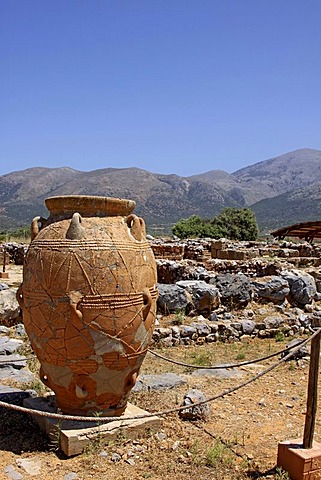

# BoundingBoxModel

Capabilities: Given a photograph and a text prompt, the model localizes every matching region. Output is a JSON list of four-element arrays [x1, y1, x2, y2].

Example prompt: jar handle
[[66, 212, 85, 240], [126, 214, 146, 241], [31, 216, 45, 241], [142, 288, 152, 321], [68, 291, 83, 321]]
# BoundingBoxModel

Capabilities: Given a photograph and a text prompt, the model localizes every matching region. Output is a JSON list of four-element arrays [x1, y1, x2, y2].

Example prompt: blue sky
[[1, 0, 320, 176]]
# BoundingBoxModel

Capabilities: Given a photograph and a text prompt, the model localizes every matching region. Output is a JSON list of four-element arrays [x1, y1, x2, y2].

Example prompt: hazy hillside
[[0, 166, 237, 232], [234, 148, 321, 203], [252, 182, 321, 232], [1, 148, 321, 234], [0, 167, 82, 230]]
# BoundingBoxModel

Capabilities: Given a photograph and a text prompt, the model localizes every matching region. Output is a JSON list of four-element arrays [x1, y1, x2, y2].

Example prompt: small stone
[[0, 326, 10, 334], [99, 451, 108, 458], [171, 325, 180, 337], [13, 324, 26, 337], [64, 473, 78, 480], [205, 333, 218, 343], [304, 303, 315, 313], [16, 458, 42, 475], [111, 453, 122, 462], [3, 465, 23, 480], [134, 445, 147, 453], [281, 338, 309, 360], [125, 458, 135, 466], [155, 432, 167, 441], [0, 337, 23, 355], [178, 454, 187, 463], [172, 440, 180, 450], [179, 389, 210, 421]]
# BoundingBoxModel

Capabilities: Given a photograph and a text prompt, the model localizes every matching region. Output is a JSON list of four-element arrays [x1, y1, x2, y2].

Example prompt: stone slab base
[[23, 396, 162, 457], [0, 272, 9, 278], [277, 438, 321, 480]]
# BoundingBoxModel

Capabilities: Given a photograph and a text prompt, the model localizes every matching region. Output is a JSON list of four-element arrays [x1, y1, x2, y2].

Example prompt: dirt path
[[0, 338, 316, 479]]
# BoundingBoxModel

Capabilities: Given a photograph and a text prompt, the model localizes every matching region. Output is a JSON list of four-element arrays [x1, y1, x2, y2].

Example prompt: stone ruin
[[0, 243, 27, 266], [1, 237, 321, 347], [149, 236, 321, 347], [150, 236, 321, 265]]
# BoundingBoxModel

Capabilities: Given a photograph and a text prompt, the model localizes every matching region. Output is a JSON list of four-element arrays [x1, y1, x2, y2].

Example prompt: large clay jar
[[18, 195, 158, 416]]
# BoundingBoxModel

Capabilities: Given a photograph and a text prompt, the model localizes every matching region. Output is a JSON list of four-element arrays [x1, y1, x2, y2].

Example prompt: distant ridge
[[1, 148, 321, 234]]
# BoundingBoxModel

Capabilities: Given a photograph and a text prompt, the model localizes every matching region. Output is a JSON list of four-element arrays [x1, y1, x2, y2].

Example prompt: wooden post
[[303, 320, 321, 448], [2, 247, 6, 273]]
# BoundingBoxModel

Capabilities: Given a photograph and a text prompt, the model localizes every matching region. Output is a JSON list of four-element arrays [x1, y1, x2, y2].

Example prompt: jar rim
[[45, 195, 136, 217]]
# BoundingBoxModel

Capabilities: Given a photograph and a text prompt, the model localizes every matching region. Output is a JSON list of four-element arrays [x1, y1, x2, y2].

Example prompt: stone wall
[[152, 309, 316, 347], [150, 237, 321, 264]]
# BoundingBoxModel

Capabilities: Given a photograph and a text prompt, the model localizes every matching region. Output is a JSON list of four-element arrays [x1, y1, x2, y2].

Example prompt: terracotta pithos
[[18, 195, 158, 416]]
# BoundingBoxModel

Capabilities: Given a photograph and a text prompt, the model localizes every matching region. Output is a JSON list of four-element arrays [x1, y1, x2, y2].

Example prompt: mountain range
[[1, 148, 321, 235]]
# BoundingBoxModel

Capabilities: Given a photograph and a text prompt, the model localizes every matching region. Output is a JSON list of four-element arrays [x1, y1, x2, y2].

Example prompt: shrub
[[171, 208, 259, 241]]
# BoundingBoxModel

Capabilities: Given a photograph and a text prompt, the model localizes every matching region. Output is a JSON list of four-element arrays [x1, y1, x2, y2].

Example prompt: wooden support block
[[277, 438, 321, 480], [0, 272, 9, 279], [24, 396, 162, 456]]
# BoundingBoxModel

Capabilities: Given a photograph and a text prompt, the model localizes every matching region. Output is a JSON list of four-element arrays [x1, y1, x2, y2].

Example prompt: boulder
[[189, 321, 211, 336], [281, 270, 317, 306], [157, 284, 191, 314], [251, 276, 290, 303], [0, 288, 21, 324], [212, 273, 252, 309], [179, 325, 197, 338], [156, 259, 215, 284], [240, 319, 256, 335], [263, 315, 285, 329], [176, 280, 220, 314], [306, 268, 321, 293]]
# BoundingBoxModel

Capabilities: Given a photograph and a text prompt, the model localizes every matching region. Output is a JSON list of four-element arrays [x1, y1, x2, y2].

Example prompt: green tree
[[171, 215, 219, 239], [171, 208, 259, 240], [211, 207, 258, 241]]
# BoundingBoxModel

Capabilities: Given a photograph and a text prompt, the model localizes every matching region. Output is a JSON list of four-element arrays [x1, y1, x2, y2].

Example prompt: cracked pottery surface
[[18, 195, 158, 416]]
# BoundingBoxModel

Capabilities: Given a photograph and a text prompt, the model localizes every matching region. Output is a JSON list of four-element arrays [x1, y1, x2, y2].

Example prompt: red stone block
[[277, 438, 321, 480]]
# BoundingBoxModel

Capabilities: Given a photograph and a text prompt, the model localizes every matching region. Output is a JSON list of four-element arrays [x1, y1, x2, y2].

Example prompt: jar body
[[20, 196, 157, 416]]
